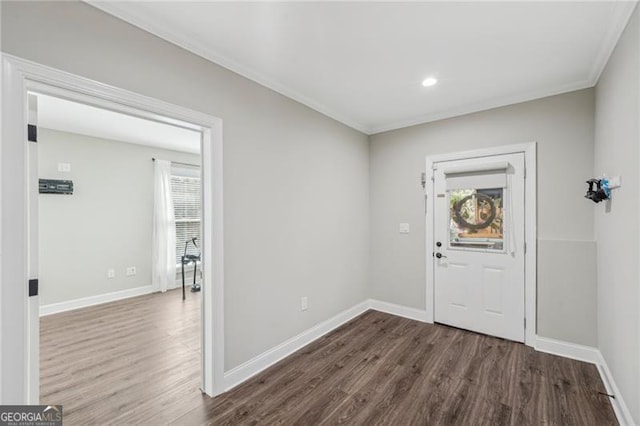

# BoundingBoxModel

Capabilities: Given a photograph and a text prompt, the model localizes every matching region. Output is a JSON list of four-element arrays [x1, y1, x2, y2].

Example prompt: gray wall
[[594, 5, 639, 423], [370, 89, 597, 346], [1, 1, 370, 371], [7, 7, 638, 415], [38, 128, 199, 306]]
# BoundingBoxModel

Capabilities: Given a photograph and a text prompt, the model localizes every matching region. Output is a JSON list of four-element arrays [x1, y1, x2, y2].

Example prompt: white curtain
[[152, 159, 176, 293]]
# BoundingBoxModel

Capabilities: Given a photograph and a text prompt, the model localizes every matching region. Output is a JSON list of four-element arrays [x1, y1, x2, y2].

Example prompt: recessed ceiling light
[[422, 77, 438, 87]]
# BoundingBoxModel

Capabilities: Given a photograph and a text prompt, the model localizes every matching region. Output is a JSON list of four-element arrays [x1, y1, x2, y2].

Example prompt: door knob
[[435, 253, 447, 259]]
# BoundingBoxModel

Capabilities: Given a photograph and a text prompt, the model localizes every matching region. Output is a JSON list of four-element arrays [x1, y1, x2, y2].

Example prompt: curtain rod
[[152, 157, 199, 168]]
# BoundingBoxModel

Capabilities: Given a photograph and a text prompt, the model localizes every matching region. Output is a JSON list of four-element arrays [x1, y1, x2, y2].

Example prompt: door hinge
[[421, 172, 426, 189], [523, 166, 526, 179], [524, 318, 526, 329], [28, 278, 38, 297], [524, 242, 527, 254], [28, 124, 38, 143]]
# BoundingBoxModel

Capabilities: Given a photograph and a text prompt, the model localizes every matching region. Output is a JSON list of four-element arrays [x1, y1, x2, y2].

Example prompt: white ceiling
[[37, 94, 201, 154], [89, 1, 637, 135]]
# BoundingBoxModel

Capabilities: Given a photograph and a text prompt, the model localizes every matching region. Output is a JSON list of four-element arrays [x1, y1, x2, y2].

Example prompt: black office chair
[[181, 237, 201, 300]]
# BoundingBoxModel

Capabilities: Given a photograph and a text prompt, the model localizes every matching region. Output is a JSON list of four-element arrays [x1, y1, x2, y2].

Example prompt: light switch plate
[[608, 176, 621, 189], [399, 223, 410, 234], [57, 163, 71, 172]]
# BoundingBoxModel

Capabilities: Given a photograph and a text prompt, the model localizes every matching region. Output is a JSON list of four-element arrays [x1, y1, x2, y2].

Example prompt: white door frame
[[0, 53, 225, 403], [425, 142, 537, 346]]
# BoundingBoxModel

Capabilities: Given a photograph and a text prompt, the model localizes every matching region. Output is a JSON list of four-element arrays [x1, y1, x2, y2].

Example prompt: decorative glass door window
[[449, 188, 504, 251]]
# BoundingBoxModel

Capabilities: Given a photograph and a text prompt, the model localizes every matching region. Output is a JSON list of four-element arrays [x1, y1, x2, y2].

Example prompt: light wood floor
[[42, 296, 617, 425], [40, 288, 202, 425]]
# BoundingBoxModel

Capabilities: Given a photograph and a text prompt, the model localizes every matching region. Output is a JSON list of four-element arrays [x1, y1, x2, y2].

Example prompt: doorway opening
[[34, 92, 205, 421], [0, 54, 224, 404]]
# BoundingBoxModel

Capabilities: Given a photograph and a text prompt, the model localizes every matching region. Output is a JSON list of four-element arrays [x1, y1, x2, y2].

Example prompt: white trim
[[534, 336, 599, 364], [0, 53, 225, 402], [215, 286, 631, 425], [86, 1, 368, 135], [87, 2, 636, 137], [533, 335, 633, 426], [372, 0, 632, 139], [1, 52, 31, 404], [596, 351, 634, 426], [370, 80, 593, 135], [223, 300, 370, 391], [372, 0, 632, 136], [39, 286, 154, 317], [223, 299, 430, 391], [368, 299, 429, 323], [221, 296, 629, 426], [587, 1, 638, 86], [523, 143, 538, 347], [425, 142, 537, 347]]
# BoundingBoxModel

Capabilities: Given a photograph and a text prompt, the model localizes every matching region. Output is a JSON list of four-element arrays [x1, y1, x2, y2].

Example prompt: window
[[449, 188, 504, 251], [171, 165, 201, 265]]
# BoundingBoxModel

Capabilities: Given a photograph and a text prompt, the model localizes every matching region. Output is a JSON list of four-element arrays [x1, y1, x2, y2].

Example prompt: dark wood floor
[[42, 296, 617, 425]]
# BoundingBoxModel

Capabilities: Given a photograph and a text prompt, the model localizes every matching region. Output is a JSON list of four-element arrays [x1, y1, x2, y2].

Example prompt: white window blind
[[444, 162, 510, 191], [171, 165, 201, 265]]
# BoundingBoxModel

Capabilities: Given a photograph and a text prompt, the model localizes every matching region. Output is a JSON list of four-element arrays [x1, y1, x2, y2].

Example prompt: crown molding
[[587, 1, 638, 86], [369, 78, 594, 135], [87, 1, 637, 137], [86, 1, 370, 134]]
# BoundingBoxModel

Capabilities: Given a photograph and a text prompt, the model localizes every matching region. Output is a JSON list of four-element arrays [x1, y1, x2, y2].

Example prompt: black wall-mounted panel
[[39, 179, 73, 195]]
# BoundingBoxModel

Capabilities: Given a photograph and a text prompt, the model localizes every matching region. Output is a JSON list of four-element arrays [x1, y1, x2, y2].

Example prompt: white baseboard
[[381, 305, 631, 424], [535, 336, 632, 425], [40, 285, 154, 316], [534, 336, 600, 364], [220, 299, 633, 426], [223, 299, 429, 392], [595, 351, 634, 426], [368, 299, 430, 323], [223, 300, 370, 391]]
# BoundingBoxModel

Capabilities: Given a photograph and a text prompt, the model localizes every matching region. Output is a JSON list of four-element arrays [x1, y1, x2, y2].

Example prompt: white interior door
[[433, 153, 525, 342]]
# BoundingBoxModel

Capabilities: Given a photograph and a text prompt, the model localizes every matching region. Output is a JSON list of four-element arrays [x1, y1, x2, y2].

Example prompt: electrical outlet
[[399, 223, 410, 234], [126, 266, 136, 276], [301, 296, 308, 311], [107, 269, 115, 279]]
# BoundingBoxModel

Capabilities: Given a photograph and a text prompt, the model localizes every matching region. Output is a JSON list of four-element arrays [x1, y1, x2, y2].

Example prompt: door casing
[[0, 53, 225, 403], [425, 143, 537, 347]]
